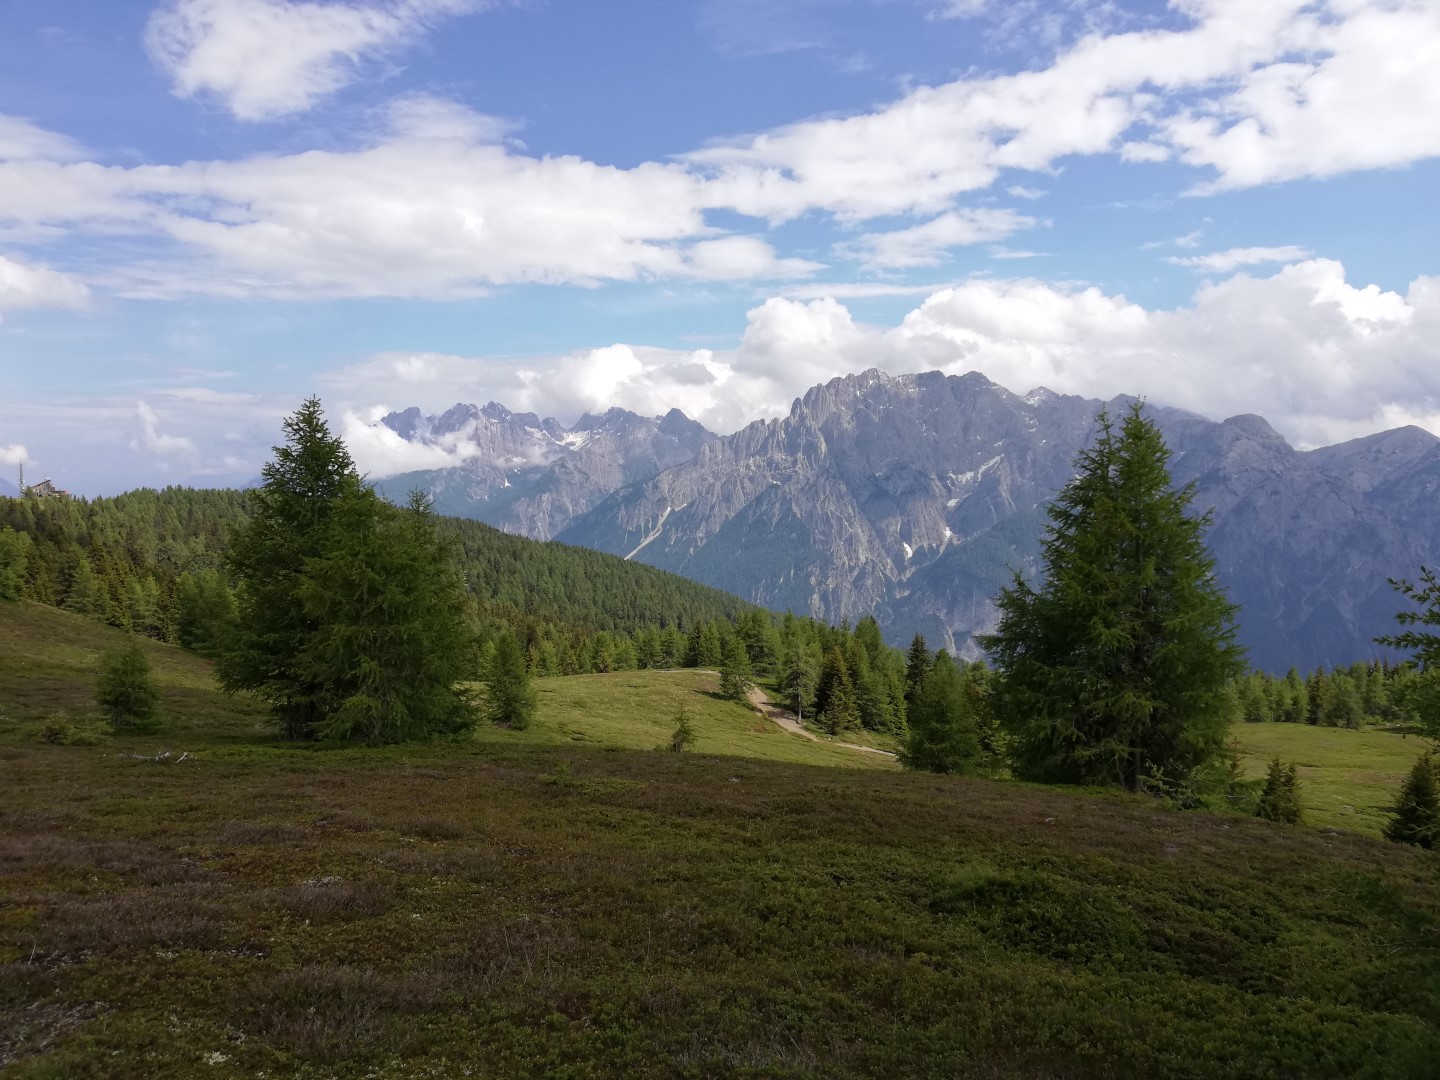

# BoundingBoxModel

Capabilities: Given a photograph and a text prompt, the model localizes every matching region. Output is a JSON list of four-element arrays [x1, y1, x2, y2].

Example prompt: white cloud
[[132, 401, 199, 456], [0, 115, 85, 162], [1167, 245, 1312, 272], [381, 92, 515, 143], [689, 0, 1440, 217], [326, 260, 1440, 476], [0, 445, 33, 467], [145, 0, 484, 121], [1164, 0, 1440, 192], [0, 255, 90, 314], [1006, 185, 1046, 200], [0, 1, 1435, 300], [840, 209, 1037, 269]]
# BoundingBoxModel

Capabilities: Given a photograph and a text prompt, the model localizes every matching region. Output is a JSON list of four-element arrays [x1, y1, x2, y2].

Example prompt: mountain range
[[374, 370, 1440, 672]]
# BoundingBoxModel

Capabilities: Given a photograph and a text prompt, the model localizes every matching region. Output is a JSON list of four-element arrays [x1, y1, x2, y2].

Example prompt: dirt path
[[746, 687, 897, 758]]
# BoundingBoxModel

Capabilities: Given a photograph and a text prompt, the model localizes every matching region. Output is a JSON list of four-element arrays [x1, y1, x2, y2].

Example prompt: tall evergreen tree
[[981, 404, 1245, 791], [218, 397, 362, 738], [817, 648, 859, 735], [63, 553, 109, 619], [903, 634, 932, 713], [1377, 566, 1440, 740], [0, 527, 29, 601], [297, 489, 477, 743], [484, 630, 537, 730], [902, 652, 983, 774], [1254, 758, 1303, 824], [781, 643, 820, 723], [95, 639, 160, 731], [1386, 753, 1440, 849], [718, 635, 753, 703]]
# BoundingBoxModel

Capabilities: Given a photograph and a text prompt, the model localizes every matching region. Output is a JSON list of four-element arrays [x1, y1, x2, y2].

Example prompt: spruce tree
[[817, 648, 859, 735], [485, 630, 537, 730], [903, 634, 932, 713], [902, 652, 983, 774], [220, 400, 475, 742], [95, 639, 160, 730], [1255, 758, 1303, 824], [1386, 754, 1440, 849], [980, 404, 1245, 791], [219, 397, 361, 739]]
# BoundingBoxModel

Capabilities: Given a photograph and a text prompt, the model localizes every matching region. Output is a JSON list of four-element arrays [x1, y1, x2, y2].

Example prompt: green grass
[[4, 601, 1440, 1078], [1232, 721, 1432, 835], [488, 670, 897, 769]]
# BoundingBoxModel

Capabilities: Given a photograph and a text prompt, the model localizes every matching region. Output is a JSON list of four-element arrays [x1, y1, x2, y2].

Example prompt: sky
[[2, 0, 1439, 494]]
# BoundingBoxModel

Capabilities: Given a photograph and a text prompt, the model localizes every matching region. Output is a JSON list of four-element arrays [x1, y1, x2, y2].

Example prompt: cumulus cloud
[[1164, 0, 1440, 192], [0, 444, 33, 467], [1167, 245, 1313, 272], [0, 1, 1435, 298], [327, 260, 1440, 477], [145, 0, 485, 121], [0, 255, 90, 314], [689, 0, 1440, 216]]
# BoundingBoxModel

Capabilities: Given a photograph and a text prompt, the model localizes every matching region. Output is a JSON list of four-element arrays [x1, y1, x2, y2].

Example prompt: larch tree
[[902, 651, 983, 774], [980, 403, 1245, 792], [218, 397, 362, 739], [484, 629, 536, 730], [0, 527, 29, 601], [718, 635, 753, 703], [219, 398, 476, 742], [1377, 566, 1440, 741], [298, 489, 477, 743]]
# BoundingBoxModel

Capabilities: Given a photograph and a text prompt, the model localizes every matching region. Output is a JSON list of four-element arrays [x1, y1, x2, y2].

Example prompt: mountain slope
[[558, 370, 1439, 671], [372, 401, 713, 538]]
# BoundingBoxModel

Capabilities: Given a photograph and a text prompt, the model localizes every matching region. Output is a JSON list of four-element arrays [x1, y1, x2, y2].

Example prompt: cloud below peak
[[326, 259, 1440, 480]]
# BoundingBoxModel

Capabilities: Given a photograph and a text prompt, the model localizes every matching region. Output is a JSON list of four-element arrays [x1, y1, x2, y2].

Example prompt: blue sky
[[2, 0, 1439, 493]]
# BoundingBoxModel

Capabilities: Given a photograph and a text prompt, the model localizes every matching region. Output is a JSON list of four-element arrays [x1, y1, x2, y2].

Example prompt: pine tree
[[718, 635, 753, 703], [902, 652, 983, 774], [1255, 758, 1303, 824], [95, 639, 160, 730], [484, 630, 536, 730], [981, 404, 1246, 791], [1385, 754, 1439, 849]]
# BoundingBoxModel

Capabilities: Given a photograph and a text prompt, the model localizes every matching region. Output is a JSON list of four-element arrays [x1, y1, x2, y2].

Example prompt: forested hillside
[[0, 488, 755, 652]]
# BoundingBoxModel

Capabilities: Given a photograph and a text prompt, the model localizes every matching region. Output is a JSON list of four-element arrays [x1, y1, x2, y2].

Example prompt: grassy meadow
[[4, 600, 1440, 1078], [1232, 722, 1431, 835]]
